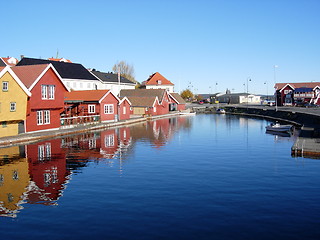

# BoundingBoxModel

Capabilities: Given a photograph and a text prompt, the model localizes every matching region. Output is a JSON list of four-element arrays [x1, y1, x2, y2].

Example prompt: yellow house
[[0, 66, 31, 137], [0, 145, 30, 218]]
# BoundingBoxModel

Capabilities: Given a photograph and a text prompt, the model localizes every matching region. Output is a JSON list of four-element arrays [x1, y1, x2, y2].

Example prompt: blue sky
[[2, 0, 320, 95]]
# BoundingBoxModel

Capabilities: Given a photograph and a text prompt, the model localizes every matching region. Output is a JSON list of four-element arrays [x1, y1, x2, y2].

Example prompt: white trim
[[98, 90, 121, 103], [0, 66, 31, 96], [279, 84, 295, 92], [29, 64, 70, 92], [119, 96, 132, 106]]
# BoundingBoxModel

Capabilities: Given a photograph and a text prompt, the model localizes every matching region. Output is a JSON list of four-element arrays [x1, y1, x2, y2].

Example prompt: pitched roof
[[0, 57, 18, 66], [125, 96, 158, 107], [10, 64, 50, 89], [0, 58, 6, 67], [17, 57, 98, 81], [170, 93, 186, 104], [48, 58, 72, 63], [275, 82, 320, 91], [120, 89, 166, 102], [0, 66, 31, 96], [64, 90, 111, 102], [0, 66, 5, 72], [91, 70, 135, 84], [144, 72, 174, 86]]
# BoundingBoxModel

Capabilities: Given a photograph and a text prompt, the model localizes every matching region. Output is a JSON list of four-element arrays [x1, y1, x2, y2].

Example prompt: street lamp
[[274, 65, 278, 111], [247, 77, 251, 108], [264, 81, 268, 101]]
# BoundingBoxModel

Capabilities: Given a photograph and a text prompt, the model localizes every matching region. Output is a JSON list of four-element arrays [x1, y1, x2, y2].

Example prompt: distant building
[[141, 72, 174, 92], [0, 57, 18, 67], [216, 93, 261, 104], [275, 82, 320, 106]]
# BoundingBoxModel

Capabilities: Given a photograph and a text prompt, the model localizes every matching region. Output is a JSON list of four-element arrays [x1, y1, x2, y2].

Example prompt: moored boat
[[265, 122, 293, 132], [216, 108, 226, 114]]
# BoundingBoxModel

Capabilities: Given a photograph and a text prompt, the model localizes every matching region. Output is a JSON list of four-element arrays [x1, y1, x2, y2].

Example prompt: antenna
[[56, 49, 59, 59]]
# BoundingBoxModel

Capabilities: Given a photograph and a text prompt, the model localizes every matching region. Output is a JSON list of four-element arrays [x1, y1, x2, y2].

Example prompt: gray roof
[[0, 58, 6, 67], [91, 70, 135, 85]]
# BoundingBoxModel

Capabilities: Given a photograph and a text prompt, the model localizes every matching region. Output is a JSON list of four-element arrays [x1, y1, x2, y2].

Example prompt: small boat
[[179, 112, 196, 116], [216, 108, 226, 114], [265, 122, 293, 132]]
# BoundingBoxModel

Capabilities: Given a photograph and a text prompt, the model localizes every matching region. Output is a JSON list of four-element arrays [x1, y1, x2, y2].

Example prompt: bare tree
[[112, 60, 136, 83]]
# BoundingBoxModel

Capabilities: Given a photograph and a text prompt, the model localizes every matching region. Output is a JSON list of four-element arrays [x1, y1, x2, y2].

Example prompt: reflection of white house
[[217, 93, 261, 104], [90, 70, 136, 96]]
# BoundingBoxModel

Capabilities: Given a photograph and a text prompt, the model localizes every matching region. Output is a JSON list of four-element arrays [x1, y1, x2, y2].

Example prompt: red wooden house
[[275, 82, 320, 106], [63, 90, 131, 126], [11, 64, 70, 132], [169, 93, 186, 111], [120, 89, 174, 116]]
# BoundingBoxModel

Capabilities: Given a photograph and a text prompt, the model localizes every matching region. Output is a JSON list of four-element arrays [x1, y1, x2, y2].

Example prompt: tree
[[180, 89, 194, 101], [112, 60, 136, 83]]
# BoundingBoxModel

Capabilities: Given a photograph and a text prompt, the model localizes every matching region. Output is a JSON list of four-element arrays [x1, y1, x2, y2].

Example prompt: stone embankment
[[0, 112, 182, 147], [191, 104, 320, 158]]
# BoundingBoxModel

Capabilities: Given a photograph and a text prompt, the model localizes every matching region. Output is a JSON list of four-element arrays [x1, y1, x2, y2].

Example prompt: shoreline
[[0, 112, 183, 148]]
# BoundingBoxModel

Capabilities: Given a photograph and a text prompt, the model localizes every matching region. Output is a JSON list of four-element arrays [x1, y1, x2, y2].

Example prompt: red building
[[275, 82, 320, 106], [120, 89, 176, 116], [63, 90, 130, 126], [11, 64, 69, 132], [169, 92, 186, 111]]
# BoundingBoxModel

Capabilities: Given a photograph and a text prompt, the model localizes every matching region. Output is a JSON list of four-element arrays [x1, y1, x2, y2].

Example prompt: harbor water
[[1, 114, 320, 240]]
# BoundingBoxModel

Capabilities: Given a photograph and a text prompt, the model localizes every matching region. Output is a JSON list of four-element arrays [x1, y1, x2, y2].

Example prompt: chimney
[[20, 55, 24, 60]]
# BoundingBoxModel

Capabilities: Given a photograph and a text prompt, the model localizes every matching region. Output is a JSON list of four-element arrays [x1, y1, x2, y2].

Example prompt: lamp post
[[264, 81, 268, 101], [274, 65, 278, 111], [247, 77, 251, 108]]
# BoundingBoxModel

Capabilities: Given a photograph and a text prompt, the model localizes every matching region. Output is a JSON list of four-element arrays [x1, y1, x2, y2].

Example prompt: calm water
[[1, 114, 320, 240]]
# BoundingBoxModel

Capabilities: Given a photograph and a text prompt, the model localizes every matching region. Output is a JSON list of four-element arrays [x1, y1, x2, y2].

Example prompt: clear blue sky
[[2, 0, 320, 95]]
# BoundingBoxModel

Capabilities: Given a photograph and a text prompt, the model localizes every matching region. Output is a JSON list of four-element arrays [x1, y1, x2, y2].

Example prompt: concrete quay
[[0, 112, 182, 148]]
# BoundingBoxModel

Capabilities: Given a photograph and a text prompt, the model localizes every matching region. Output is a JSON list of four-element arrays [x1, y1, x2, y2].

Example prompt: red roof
[[275, 82, 320, 91], [10, 64, 50, 89], [145, 72, 174, 86], [64, 90, 111, 102], [1, 57, 18, 66], [0, 66, 5, 72], [48, 58, 72, 63]]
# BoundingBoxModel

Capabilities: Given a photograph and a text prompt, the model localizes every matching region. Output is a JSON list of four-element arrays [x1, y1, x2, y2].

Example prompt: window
[[2, 121, 7, 128], [157, 80, 162, 84], [44, 110, 50, 124], [88, 105, 95, 113], [10, 102, 16, 112], [87, 82, 91, 88], [42, 85, 55, 99], [49, 85, 55, 99], [123, 106, 126, 115], [2, 81, 8, 91], [104, 104, 114, 114], [37, 111, 43, 125], [154, 106, 156, 113]]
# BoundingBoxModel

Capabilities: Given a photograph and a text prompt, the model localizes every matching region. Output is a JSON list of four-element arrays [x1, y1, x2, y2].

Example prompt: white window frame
[[2, 81, 8, 91], [88, 105, 96, 113], [154, 106, 156, 113], [41, 85, 48, 99], [48, 85, 55, 99], [10, 102, 16, 112], [123, 106, 126, 115], [104, 104, 114, 114], [37, 111, 43, 125], [44, 110, 50, 124]]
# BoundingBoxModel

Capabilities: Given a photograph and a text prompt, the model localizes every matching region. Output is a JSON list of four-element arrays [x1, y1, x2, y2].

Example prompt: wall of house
[[153, 93, 170, 116], [99, 93, 119, 122], [0, 72, 28, 136], [177, 104, 186, 111], [146, 85, 174, 93], [119, 100, 131, 120], [26, 68, 68, 132]]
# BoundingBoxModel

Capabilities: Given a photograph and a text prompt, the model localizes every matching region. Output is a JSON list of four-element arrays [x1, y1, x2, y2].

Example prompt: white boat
[[265, 123, 293, 132], [179, 112, 196, 116], [216, 108, 226, 114]]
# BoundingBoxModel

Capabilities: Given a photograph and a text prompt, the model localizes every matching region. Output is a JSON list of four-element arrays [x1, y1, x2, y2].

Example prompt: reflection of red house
[[11, 64, 69, 132], [64, 90, 131, 125], [120, 89, 174, 116], [26, 139, 69, 204]]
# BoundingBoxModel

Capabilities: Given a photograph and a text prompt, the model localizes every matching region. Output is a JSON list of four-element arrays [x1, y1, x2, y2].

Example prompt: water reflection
[[0, 116, 191, 218]]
